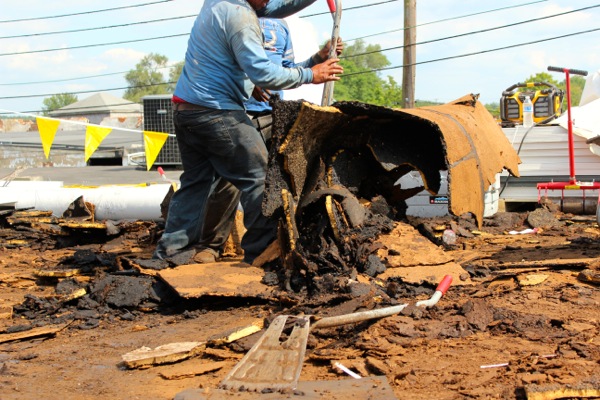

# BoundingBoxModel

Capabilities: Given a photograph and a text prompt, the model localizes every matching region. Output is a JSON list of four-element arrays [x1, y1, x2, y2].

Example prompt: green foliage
[[41, 93, 78, 115], [414, 99, 443, 107], [168, 61, 184, 93], [334, 39, 402, 107], [522, 71, 586, 107], [484, 102, 500, 118], [565, 76, 585, 107], [123, 53, 170, 103], [522, 72, 560, 87]]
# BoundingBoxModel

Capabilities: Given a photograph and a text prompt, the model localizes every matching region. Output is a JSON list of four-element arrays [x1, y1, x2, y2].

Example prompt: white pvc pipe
[[0, 181, 172, 221], [312, 275, 454, 329]]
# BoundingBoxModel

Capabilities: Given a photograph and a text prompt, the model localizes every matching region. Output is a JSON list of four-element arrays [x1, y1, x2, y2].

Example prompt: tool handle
[[326, 0, 336, 12], [313, 275, 453, 329], [548, 66, 588, 76], [436, 275, 453, 295]]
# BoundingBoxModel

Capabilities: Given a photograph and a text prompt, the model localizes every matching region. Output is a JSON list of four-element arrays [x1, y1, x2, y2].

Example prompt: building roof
[[49, 93, 142, 116]]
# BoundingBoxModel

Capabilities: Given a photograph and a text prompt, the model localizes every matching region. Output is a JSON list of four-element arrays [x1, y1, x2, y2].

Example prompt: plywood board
[[121, 342, 204, 369], [158, 262, 274, 299]]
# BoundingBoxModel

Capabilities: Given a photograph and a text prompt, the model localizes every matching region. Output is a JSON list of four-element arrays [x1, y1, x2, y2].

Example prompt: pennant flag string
[[0, 108, 175, 137], [0, 108, 174, 169], [36, 116, 61, 159], [85, 125, 113, 162], [143, 131, 170, 171]]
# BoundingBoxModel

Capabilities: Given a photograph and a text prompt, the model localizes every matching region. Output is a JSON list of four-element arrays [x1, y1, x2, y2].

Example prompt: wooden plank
[[0, 323, 69, 344], [487, 258, 594, 270], [34, 268, 82, 278], [158, 262, 274, 299], [525, 383, 600, 400], [207, 320, 264, 346], [120, 342, 205, 369]]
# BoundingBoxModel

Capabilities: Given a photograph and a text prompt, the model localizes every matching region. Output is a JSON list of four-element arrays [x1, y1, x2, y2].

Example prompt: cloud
[[101, 48, 147, 67]]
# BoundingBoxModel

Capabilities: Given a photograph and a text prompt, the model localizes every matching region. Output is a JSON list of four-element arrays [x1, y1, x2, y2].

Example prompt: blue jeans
[[200, 177, 240, 253], [154, 108, 276, 263]]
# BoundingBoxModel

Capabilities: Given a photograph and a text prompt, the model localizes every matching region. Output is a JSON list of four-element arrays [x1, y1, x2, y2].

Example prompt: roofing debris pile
[[262, 95, 520, 293]]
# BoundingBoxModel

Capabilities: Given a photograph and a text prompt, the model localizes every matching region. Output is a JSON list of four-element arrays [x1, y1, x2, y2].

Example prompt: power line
[[0, 15, 195, 40], [0, 0, 174, 24], [0, 0, 558, 81], [346, 0, 549, 42], [0, 0, 399, 57], [3, 25, 598, 104], [300, 0, 401, 18], [0, 82, 174, 101], [0, 33, 188, 57], [0, 64, 181, 86], [343, 4, 600, 59], [343, 27, 600, 78]]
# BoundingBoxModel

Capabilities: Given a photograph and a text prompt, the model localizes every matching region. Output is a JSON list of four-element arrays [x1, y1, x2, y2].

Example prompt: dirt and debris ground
[[0, 205, 599, 400]]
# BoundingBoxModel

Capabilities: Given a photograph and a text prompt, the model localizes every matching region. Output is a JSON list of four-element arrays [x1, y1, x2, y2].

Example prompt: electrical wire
[[346, 0, 549, 42], [1, 1, 597, 112], [0, 0, 174, 24], [0, 33, 188, 57], [0, 82, 175, 101], [300, 0, 401, 18], [0, 15, 195, 40], [342, 4, 600, 60], [0, 65, 179, 86], [342, 26, 600, 78], [1, 23, 597, 107]]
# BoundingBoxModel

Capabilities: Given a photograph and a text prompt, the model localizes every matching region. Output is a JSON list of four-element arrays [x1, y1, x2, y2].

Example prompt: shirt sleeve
[[230, 18, 313, 90], [258, 0, 318, 18]]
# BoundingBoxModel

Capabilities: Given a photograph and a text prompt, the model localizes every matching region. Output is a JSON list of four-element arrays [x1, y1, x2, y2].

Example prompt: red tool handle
[[436, 275, 453, 295], [327, 0, 336, 12], [548, 66, 588, 76]]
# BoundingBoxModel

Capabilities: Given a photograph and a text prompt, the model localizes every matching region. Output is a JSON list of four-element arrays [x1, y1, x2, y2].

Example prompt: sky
[[1, 0, 599, 116]]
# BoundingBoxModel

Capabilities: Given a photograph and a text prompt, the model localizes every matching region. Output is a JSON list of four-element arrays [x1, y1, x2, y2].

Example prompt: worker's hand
[[251, 86, 271, 102], [311, 58, 343, 84], [318, 37, 344, 60]]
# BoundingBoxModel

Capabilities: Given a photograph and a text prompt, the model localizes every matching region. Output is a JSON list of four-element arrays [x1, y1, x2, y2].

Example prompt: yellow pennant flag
[[84, 126, 113, 162], [143, 130, 170, 170], [36, 117, 61, 159]]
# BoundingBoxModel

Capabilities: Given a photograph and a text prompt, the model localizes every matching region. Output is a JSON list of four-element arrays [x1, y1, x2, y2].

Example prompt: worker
[[153, 0, 343, 265], [194, 17, 343, 264]]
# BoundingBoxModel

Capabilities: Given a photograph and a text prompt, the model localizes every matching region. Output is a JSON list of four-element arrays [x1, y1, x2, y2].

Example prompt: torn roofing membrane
[[265, 94, 520, 228]]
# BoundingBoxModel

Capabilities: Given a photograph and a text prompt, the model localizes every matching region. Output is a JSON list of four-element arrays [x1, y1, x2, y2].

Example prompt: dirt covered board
[[158, 262, 275, 299]]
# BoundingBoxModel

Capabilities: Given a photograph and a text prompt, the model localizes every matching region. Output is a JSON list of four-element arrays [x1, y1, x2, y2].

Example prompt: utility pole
[[402, 0, 416, 109]]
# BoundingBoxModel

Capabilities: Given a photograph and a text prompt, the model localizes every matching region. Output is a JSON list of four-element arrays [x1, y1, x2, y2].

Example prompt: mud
[[0, 204, 599, 399]]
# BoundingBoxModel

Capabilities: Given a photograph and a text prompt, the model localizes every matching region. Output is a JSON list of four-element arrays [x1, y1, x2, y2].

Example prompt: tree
[[484, 102, 500, 118], [168, 61, 184, 93], [565, 76, 585, 107], [334, 39, 402, 107], [123, 53, 170, 103], [522, 71, 585, 109], [41, 93, 78, 115]]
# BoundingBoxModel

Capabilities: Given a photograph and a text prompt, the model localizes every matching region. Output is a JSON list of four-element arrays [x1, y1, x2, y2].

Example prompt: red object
[[436, 275, 453, 295], [537, 67, 600, 203], [327, 0, 336, 12]]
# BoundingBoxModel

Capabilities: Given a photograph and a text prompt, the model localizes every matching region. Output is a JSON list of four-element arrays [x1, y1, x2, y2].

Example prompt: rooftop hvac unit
[[142, 94, 181, 166]]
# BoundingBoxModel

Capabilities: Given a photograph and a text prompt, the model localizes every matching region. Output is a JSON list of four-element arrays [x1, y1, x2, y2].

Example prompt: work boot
[[193, 248, 219, 264]]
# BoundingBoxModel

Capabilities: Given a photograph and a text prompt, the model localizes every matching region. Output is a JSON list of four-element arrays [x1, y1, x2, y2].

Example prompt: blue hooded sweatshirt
[[174, 0, 317, 110]]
